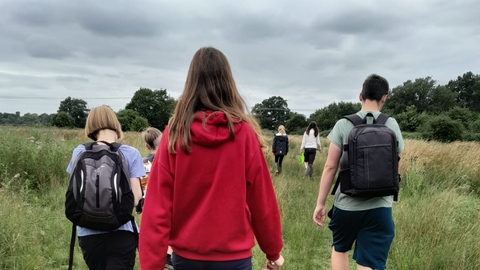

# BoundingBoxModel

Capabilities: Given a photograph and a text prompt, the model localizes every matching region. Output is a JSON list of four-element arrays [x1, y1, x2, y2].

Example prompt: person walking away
[[272, 125, 289, 176], [139, 46, 284, 270], [65, 105, 144, 270], [140, 127, 163, 191], [300, 121, 321, 179], [139, 127, 174, 269], [313, 74, 405, 270]]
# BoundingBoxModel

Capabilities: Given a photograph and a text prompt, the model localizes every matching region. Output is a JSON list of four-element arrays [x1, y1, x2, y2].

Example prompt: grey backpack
[[65, 141, 137, 270], [332, 113, 400, 200], [65, 141, 134, 230]]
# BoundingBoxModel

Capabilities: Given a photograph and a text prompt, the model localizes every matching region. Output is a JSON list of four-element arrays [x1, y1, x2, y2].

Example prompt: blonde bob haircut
[[85, 105, 123, 141]]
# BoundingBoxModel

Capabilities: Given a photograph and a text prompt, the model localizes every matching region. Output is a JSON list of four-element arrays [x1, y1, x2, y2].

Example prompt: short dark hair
[[361, 74, 389, 102]]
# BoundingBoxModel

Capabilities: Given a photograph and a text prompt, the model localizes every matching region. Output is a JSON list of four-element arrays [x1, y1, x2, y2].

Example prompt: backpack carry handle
[[84, 141, 121, 152]]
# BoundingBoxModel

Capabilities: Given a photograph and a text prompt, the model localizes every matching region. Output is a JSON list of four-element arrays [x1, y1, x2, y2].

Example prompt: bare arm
[[313, 143, 342, 226], [130, 177, 143, 206]]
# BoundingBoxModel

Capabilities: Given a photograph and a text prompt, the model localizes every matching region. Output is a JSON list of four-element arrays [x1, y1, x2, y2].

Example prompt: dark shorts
[[303, 148, 317, 165], [328, 206, 394, 270], [78, 230, 137, 270], [172, 253, 252, 270]]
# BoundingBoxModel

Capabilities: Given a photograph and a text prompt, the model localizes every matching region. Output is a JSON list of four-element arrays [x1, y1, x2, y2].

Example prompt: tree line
[[252, 71, 480, 142], [0, 88, 176, 133], [2, 71, 480, 142]]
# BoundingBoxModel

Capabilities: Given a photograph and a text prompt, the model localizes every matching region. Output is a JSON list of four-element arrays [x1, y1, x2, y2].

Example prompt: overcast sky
[[1, 0, 479, 117]]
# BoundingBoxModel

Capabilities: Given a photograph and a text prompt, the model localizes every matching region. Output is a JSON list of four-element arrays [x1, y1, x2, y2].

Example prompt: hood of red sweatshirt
[[191, 111, 243, 147]]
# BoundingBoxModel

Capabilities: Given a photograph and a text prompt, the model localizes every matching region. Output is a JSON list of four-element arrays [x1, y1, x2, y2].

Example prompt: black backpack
[[332, 113, 400, 200], [65, 141, 136, 270]]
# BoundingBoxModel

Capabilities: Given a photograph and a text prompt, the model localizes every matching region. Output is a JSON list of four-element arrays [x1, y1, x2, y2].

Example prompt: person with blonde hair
[[141, 127, 162, 163], [139, 47, 284, 270], [272, 125, 289, 176], [65, 105, 144, 269], [140, 127, 163, 191], [139, 126, 174, 269]]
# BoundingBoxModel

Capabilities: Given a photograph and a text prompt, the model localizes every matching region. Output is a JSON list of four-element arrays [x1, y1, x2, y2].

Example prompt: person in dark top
[[272, 125, 289, 176]]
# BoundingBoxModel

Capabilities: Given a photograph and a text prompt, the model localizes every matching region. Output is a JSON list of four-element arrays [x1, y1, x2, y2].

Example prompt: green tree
[[395, 105, 427, 132], [427, 85, 457, 114], [58, 97, 89, 128], [0, 113, 18, 125], [308, 102, 360, 131], [38, 113, 54, 126], [383, 77, 438, 115], [251, 96, 290, 130], [285, 113, 307, 135], [125, 88, 176, 131], [51, 112, 75, 128], [21, 113, 40, 126], [446, 71, 480, 112], [447, 106, 475, 130], [117, 109, 143, 131]]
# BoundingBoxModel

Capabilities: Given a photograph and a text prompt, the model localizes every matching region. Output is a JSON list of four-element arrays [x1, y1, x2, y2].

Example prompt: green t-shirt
[[327, 111, 405, 211]]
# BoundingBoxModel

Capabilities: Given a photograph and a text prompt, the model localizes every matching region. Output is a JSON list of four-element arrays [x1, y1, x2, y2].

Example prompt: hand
[[135, 198, 144, 214], [264, 255, 284, 269], [313, 205, 327, 227]]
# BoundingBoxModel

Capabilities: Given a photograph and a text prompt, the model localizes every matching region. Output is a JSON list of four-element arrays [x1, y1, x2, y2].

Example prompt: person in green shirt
[[313, 74, 404, 270]]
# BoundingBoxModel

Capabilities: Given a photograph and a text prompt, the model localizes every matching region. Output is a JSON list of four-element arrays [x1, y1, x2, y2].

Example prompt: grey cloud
[[319, 9, 399, 35], [55, 75, 89, 83], [76, 4, 160, 37], [5, 1, 73, 27], [25, 35, 72, 59]]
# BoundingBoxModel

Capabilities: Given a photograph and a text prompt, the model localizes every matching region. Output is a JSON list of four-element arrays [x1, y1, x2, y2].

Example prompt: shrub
[[421, 115, 464, 142], [447, 106, 475, 130], [130, 116, 149, 132], [51, 112, 75, 128]]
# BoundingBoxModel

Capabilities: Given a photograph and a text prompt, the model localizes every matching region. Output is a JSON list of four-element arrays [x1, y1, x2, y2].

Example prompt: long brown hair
[[306, 121, 319, 137], [168, 47, 265, 154]]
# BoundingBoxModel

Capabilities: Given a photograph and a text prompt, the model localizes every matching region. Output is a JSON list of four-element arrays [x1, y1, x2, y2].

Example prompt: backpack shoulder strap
[[83, 142, 95, 150], [343, 114, 364, 126], [375, 113, 390, 125], [110, 142, 122, 152]]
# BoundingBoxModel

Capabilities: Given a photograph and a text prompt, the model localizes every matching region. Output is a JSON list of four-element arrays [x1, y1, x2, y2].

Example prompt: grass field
[[1, 126, 480, 269]]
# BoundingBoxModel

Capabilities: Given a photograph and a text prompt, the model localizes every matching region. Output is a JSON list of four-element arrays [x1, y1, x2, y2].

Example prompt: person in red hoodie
[[139, 46, 284, 270]]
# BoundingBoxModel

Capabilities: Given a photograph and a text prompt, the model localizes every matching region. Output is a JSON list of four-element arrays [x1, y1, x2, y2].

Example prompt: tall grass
[[1, 127, 480, 269]]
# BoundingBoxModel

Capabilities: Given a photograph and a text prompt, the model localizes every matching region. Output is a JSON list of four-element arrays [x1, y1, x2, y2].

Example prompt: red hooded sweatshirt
[[139, 111, 283, 269]]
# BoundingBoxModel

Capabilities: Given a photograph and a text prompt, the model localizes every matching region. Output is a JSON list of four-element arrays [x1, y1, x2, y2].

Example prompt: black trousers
[[78, 230, 137, 270], [274, 154, 285, 167]]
